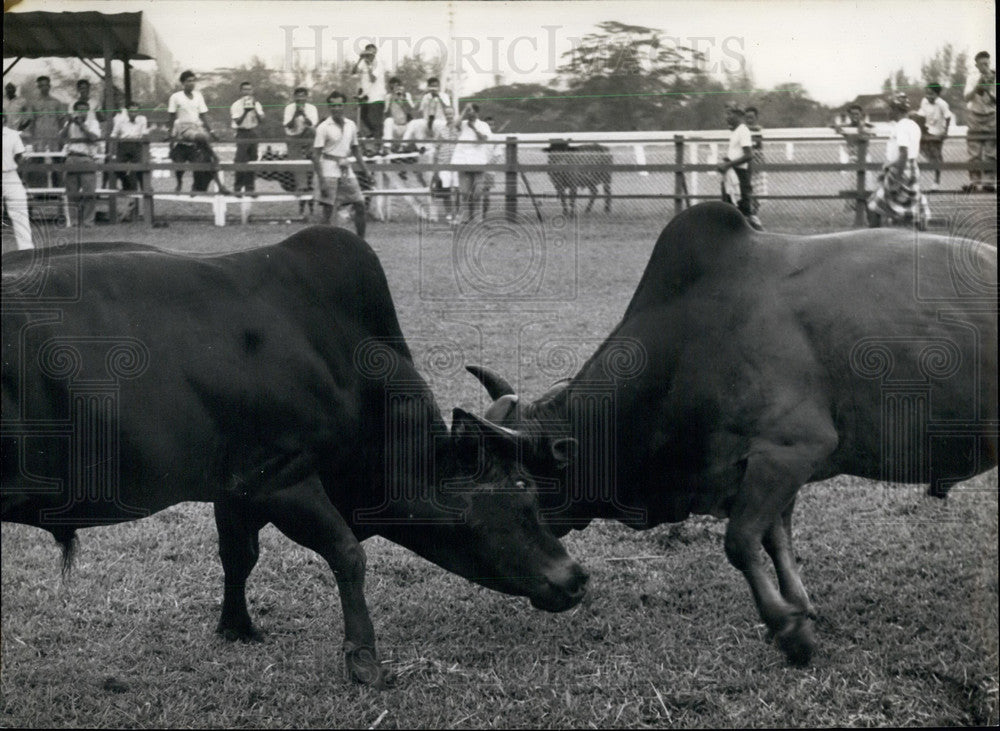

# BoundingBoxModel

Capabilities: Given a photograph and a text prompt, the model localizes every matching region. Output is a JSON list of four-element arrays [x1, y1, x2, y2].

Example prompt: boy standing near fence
[[744, 106, 766, 215], [716, 104, 763, 231], [917, 82, 951, 191]]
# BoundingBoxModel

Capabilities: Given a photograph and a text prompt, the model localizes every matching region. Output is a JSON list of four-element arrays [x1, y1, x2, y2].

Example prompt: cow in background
[[544, 141, 613, 215]]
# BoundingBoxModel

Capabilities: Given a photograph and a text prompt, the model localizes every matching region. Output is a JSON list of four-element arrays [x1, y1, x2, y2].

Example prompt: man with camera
[[283, 86, 319, 195], [167, 70, 228, 194], [450, 103, 492, 224], [59, 100, 102, 227], [352, 43, 386, 140], [382, 77, 414, 152], [230, 81, 266, 194]]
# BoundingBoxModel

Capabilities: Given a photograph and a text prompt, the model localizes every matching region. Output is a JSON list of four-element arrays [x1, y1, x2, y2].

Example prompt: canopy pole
[[3, 57, 23, 76], [123, 57, 132, 106], [103, 35, 113, 119]]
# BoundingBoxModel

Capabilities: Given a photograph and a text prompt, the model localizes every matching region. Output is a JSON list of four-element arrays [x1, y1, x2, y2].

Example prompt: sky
[[5, 0, 996, 106]]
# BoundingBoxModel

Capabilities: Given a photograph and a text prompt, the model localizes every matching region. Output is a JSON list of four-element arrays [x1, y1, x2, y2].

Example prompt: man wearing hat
[[867, 93, 930, 229]]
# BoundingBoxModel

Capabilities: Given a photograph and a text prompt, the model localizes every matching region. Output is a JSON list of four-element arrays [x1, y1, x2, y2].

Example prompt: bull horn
[[484, 394, 520, 425], [466, 365, 516, 399]]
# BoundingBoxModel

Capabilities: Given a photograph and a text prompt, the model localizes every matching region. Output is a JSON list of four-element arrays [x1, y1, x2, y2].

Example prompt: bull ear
[[550, 437, 578, 469]]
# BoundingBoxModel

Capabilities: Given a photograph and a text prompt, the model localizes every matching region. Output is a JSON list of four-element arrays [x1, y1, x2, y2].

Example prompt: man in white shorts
[[312, 91, 370, 237], [2, 124, 32, 250]]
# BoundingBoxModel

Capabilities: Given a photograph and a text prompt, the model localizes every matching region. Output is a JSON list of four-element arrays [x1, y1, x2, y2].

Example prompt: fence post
[[674, 134, 685, 215], [505, 136, 518, 222], [141, 139, 154, 226], [854, 137, 868, 228]]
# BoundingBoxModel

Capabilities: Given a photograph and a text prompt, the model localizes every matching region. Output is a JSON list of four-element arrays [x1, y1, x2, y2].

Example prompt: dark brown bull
[[1, 230, 586, 687], [466, 201, 997, 667]]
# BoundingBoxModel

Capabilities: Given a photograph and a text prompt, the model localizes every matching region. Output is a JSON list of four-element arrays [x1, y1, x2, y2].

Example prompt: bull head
[[465, 365, 578, 469]]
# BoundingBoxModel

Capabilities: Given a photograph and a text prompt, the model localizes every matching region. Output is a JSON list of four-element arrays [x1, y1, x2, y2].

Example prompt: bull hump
[[627, 203, 753, 312]]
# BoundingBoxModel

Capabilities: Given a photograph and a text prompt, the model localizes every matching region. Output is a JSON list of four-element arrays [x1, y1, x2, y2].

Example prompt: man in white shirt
[[68, 79, 105, 126], [2, 125, 33, 249], [167, 70, 227, 193], [917, 82, 952, 190], [715, 104, 763, 231], [353, 44, 386, 140], [450, 104, 492, 223], [867, 93, 930, 229], [230, 81, 265, 193], [283, 86, 319, 193], [110, 100, 148, 193], [382, 77, 415, 151], [312, 91, 370, 236], [59, 100, 102, 227], [417, 77, 452, 138]]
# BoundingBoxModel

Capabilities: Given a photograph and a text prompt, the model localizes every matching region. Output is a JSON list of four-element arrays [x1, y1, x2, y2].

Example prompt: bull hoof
[[344, 644, 392, 688], [217, 622, 263, 643], [775, 614, 816, 667]]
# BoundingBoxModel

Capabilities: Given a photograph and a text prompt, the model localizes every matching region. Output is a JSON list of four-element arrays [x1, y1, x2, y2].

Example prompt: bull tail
[[52, 527, 78, 577]]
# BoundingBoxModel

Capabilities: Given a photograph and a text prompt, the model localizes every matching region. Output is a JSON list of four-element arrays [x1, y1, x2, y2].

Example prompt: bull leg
[[724, 447, 822, 666], [262, 474, 386, 687], [603, 182, 612, 213], [761, 498, 816, 619], [214, 497, 267, 641], [584, 183, 597, 213]]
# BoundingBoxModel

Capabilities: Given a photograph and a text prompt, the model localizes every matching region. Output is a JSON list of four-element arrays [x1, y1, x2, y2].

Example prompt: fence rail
[[13, 133, 997, 229]]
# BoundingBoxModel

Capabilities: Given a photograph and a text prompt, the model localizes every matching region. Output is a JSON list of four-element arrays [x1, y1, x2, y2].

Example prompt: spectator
[[283, 86, 319, 196], [352, 43, 386, 140], [167, 70, 228, 194], [716, 104, 763, 231], [59, 100, 101, 227], [68, 79, 105, 125], [19, 76, 66, 187], [312, 91, 370, 237], [230, 81, 265, 194], [2, 124, 33, 249], [3, 82, 22, 130], [417, 77, 451, 138], [480, 116, 503, 216], [866, 93, 930, 229], [833, 103, 875, 207], [431, 105, 458, 222], [963, 50, 996, 193], [744, 105, 767, 215], [451, 103, 492, 224], [917, 82, 952, 191], [110, 100, 148, 221], [382, 77, 414, 152]]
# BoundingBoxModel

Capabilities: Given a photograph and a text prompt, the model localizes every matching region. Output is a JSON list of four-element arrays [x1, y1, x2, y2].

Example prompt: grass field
[[1, 206, 998, 727]]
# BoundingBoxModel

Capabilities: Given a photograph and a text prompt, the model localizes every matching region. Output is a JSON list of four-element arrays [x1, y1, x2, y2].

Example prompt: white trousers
[[2, 170, 33, 250]]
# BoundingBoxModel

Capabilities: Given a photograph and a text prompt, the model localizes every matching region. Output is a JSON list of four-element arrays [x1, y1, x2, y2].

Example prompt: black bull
[[0, 229, 586, 687], [544, 142, 613, 215], [467, 201, 998, 667]]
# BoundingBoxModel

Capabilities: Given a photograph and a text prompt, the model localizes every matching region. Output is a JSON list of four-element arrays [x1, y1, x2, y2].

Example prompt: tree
[[749, 83, 831, 127], [556, 21, 709, 131]]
